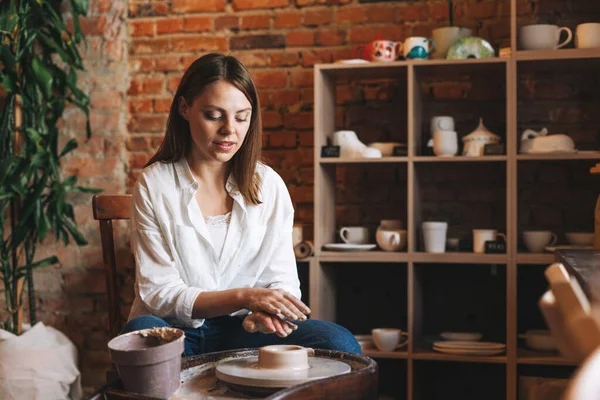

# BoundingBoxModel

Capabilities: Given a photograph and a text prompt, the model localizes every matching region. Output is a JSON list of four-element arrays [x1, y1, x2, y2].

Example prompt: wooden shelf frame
[[311, 1, 600, 398]]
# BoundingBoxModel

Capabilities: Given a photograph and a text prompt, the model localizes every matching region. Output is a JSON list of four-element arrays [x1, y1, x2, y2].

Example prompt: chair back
[[92, 194, 132, 338]]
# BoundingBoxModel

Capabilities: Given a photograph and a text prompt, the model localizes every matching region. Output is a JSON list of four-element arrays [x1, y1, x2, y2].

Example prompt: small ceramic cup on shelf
[[473, 229, 506, 253], [433, 130, 458, 157], [522, 230, 557, 253], [372, 328, 409, 352], [340, 226, 369, 244], [422, 222, 448, 253]]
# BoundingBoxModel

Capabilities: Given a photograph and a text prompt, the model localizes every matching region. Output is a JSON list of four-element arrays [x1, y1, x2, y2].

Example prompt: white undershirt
[[204, 212, 231, 261]]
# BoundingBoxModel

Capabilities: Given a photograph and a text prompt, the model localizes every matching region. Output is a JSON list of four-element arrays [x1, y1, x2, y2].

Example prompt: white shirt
[[128, 157, 301, 328]]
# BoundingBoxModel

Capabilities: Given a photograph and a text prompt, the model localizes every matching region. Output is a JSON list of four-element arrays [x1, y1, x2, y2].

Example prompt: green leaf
[[62, 176, 77, 189], [61, 216, 88, 246], [38, 33, 71, 64], [70, 0, 89, 15], [59, 138, 78, 157], [0, 0, 18, 34], [72, 186, 102, 194], [1, 73, 17, 93], [0, 45, 15, 71], [38, 213, 50, 242], [15, 256, 59, 278], [31, 57, 53, 97]]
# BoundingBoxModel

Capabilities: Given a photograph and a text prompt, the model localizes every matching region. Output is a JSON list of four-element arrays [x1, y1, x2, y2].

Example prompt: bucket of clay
[[108, 327, 185, 399]]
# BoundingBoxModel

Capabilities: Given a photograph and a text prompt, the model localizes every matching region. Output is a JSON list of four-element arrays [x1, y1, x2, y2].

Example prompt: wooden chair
[[92, 194, 132, 339]]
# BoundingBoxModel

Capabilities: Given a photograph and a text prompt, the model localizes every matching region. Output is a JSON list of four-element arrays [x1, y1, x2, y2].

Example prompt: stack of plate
[[432, 341, 506, 356]]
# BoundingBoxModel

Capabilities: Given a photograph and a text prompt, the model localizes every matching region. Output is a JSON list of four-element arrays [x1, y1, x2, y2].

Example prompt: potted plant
[[431, 0, 473, 59], [0, 0, 100, 397]]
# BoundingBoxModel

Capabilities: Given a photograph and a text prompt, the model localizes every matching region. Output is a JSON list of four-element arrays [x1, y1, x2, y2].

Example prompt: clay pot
[[107, 327, 185, 399]]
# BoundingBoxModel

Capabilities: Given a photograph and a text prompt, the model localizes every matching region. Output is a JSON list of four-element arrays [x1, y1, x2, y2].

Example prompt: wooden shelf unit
[[310, 1, 600, 399]]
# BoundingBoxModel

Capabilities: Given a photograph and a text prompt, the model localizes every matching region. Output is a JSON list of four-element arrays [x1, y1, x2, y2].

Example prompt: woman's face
[[179, 80, 252, 164]]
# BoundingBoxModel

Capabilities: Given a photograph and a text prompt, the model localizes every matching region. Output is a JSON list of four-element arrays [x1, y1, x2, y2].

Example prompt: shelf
[[412, 252, 507, 264], [413, 156, 507, 163], [517, 152, 600, 161], [517, 348, 578, 366], [516, 253, 555, 265], [318, 251, 409, 263], [412, 348, 507, 364], [318, 156, 408, 164], [517, 48, 600, 62], [362, 348, 409, 359]]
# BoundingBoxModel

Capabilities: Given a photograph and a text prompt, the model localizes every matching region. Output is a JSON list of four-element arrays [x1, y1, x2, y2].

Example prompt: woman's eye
[[236, 117, 248, 123], [204, 112, 222, 121]]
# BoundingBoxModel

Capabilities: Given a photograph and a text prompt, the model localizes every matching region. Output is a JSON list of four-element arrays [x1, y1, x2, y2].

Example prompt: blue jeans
[[121, 315, 362, 357]]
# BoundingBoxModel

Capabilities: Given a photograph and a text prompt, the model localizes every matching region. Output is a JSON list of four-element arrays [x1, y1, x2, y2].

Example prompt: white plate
[[335, 59, 370, 64], [545, 245, 594, 253], [440, 332, 483, 342], [433, 341, 505, 350], [323, 243, 377, 252], [433, 346, 505, 356]]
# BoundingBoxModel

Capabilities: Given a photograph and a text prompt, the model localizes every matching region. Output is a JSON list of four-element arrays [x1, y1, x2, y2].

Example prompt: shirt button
[[192, 182, 199, 190]]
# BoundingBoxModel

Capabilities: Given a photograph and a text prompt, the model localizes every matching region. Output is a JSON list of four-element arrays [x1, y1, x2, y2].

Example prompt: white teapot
[[519, 127, 575, 154], [461, 118, 500, 156]]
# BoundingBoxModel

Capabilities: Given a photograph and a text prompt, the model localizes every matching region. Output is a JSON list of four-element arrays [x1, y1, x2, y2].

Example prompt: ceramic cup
[[258, 345, 314, 370], [576, 23, 600, 49], [522, 230, 557, 253], [473, 229, 507, 254], [380, 219, 403, 230], [376, 229, 407, 252], [422, 222, 448, 253], [340, 226, 369, 244], [402, 37, 435, 59], [433, 130, 458, 157], [431, 116, 455, 134], [519, 24, 572, 50], [372, 328, 408, 352], [431, 27, 473, 59], [353, 39, 402, 62]]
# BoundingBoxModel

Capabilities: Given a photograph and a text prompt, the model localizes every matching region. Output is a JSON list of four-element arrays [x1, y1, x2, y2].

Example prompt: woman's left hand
[[242, 311, 298, 338]]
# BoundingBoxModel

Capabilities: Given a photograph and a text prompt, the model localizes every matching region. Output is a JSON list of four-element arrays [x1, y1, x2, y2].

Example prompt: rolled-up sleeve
[[131, 176, 203, 327], [255, 173, 302, 300]]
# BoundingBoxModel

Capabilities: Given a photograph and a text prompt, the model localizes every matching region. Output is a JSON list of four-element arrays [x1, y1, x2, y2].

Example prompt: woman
[[122, 53, 361, 357]]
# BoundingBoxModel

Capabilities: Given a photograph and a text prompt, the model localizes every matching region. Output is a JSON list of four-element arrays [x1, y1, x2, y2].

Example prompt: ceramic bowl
[[519, 330, 557, 352], [258, 345, 314, 370], [565, 232, 594, 246], [367, 142, 405, 157]]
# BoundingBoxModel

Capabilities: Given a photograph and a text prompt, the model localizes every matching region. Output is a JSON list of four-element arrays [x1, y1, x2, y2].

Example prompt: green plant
[[0, 0, 100, 335]]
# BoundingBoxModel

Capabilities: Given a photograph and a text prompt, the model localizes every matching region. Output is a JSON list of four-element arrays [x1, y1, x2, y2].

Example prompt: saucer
[[335, 59, 370, 64], [323, 243, 377, 252], [545, 245, 594, 252]]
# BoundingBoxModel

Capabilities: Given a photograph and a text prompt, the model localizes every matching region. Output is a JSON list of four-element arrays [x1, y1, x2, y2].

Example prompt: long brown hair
[[146, 53, 263, 205]]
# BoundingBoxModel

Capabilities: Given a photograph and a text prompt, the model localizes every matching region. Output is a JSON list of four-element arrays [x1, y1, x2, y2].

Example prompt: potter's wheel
[[215, 356, 351, 389]]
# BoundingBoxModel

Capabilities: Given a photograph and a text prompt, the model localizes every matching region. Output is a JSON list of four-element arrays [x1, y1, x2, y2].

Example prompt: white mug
[[340, 226, 369, 244], [519, 24, 572, 50], [433, 130, 458, 157], [422, 222, 448, 253], [372, 328, 408, 352], [431, 27, 472, 59], [431, 116, 455, 134], [576, 23, 600, 49], [473, 229, 506, 254], [402, 36, 435, 59], [523, 230, 557, 253]]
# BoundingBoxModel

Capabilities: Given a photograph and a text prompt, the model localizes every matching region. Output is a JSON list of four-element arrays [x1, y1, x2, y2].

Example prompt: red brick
[[129, 98, 153, 114], [168, 75, 182, 93], [171, 0, 225, 13], [397, 3, 428, 22], [466, 1, 499, 19], [129, 152, 154, 169], [232, 52, 269, 68], [271, 89, 299, 106], [251, 70, 287, 89], [128, 114, 168, 133], [232, 0, 289, 10], [336, 7, 365, 24], [128, 76, 164, 95], [153, 2, 170, 15], [298, 131, 313, 147], [215, 15, 239, 30], [432, 82, 468, 100], [267, 130, 297, 148], [316, 29, 346, 46], [230, 34, 285, 50], [182, 55, 201, 69], [90, 112, 121, 132], [299, 87, 314, 105], [184, 16, 213, 32], [291, 69, 313, 87], [155, 55, 182, 72], [63, 157, 120, 178], [130, 38, 171, 54], [366, 5, 397, 23], [129, 20, 155, 37], [428, 2, 450, 21], [270, 52, 300, 67], [284, 111, 313, 130], [156, 18, 184, 34], [274, 11, 302, 28], [262, 111, 283, 128], [241, 15, 271, 30], [287, 31, 314, 47], [304, 8, 331, 26], [105, 39, 125, 61], [91, 90, 123, 110], [154, 98, 173, 112], [172, 36, 228, 52], [301, 49, 332, 67], [92, 0, 112, 14], [130, 56, 155, 73], [296, 0, 351, 5]]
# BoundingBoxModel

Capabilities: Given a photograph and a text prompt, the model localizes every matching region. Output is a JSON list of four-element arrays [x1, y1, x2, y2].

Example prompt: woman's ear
[[178, 96, 189, 121]]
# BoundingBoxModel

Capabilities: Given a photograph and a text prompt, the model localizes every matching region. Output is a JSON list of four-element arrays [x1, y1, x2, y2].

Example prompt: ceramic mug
[[372, 328, 408, 352], [353, 39, 401, 62], [473, 229, 506, 253], [576, 23, 600, 49], [376, 229, 407, 252], [522, 230, 557, 253], [433, 130, 458, 157], [422, 222, 448, 253], [431, 26, 472, 59], [340, 226, 369, 244], [431, 116, 455, 134], [402, 37, 435, 59], [519, 24, 572, 50]]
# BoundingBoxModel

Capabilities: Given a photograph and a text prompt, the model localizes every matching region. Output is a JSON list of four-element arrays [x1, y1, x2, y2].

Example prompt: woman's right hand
[[241, 288, 310, 321]]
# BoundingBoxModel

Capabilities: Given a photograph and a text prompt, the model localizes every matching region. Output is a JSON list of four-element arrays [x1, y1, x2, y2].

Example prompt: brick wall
[[12, 0, 598, 393]]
